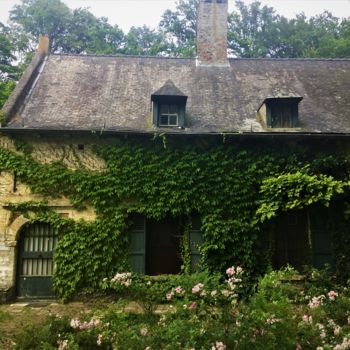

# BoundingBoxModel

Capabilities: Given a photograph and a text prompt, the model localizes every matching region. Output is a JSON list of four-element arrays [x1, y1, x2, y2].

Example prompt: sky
[[0, 0, 350, 32]]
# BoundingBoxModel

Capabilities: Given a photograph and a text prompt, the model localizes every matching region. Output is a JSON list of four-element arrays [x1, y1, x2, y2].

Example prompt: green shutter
[[189, 229, 203, 272], [310, 210, 332, 268], [152, 102, 158, 126], [179, 105, 185, 128], [129, 215, 146, 273]]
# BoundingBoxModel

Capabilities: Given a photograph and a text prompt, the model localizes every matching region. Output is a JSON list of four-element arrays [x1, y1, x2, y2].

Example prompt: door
[[273, 211, 310, 271], [17, 223, 58, 298], [146, 217, 182, 275]]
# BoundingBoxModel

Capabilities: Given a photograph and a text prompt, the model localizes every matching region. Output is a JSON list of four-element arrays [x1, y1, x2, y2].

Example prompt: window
[[257, 97, 303, 129], [159, 104, 179, 126], [129, 214, 203, 274], [151, 80, 187, 129], [271, 103, 294, 128]]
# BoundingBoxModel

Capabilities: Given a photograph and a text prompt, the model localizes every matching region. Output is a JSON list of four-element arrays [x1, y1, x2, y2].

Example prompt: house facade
[[1, 0, 350, 301]]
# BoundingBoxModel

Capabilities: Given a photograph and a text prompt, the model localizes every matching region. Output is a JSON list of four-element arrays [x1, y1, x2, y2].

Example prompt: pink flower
[[226, 267, 235, 276], [328, 290, 338, 301], [175, 286, 183, 294], [166, 292, 174, 301], [302, 315, 313, 324], [308, 295, 325, 309], [192, 283, 204, 294], [189, 301, 197, 310]]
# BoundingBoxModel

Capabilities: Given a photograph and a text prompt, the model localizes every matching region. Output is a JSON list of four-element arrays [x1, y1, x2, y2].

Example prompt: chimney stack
[[197, 0, 229, 67], [37, 35, 50, 55]]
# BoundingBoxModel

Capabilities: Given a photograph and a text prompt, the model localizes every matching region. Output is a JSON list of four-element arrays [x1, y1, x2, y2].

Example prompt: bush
[[12, 267, 350, 350]]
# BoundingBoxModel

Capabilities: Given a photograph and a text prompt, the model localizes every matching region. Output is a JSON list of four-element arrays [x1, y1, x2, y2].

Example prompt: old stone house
[[1, 0, 350, 301]]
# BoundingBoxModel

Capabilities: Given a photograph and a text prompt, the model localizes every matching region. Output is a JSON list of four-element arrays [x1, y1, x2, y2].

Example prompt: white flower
[[140, 327, 148, 336], [70, 318, 80, 329], [211, 341, 226, 350]]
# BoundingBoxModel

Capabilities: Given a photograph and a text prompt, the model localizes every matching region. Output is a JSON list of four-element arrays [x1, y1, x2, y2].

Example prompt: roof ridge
[[50, 53, 350, 62], [228, 57, 350, 62], [51, 53, 195, 60]]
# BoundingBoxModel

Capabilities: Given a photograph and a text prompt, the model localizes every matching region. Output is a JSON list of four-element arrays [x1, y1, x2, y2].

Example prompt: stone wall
[[0, 134, 101, 302]]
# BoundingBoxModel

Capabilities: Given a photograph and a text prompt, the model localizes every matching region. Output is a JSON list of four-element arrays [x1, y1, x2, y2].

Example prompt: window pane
[[159, 115, 168, 125], [169, 115, 178, 125], [169, 104, 178, 114], [159, 104, 169, 114]]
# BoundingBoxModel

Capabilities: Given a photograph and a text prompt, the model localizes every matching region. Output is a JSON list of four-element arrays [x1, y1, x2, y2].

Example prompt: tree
[[123, 26, 168, 56], [0, 23, 18, 108], [9, 0, 71, 52], [159, 0, 198, 57], [9, 0, 125, 54], [228, 1, 288, 58], [59, 8, 124, 54]]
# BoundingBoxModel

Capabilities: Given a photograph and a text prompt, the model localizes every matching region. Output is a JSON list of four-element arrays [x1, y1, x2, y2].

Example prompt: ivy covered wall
[[1, 133, 350, 299]]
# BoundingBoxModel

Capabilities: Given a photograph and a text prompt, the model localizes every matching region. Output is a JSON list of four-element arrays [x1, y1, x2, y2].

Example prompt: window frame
[[257, 97, 303, 129], [158, 104, 179, 127]]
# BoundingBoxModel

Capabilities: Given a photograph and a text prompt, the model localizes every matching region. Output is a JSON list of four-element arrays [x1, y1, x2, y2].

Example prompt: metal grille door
[[17, 223, 58, 298]]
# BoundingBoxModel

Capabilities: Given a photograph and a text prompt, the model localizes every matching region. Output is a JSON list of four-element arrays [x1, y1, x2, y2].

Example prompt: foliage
[[228, 1, 350, 58], [159, 0, 198, 57], [0, 23, 19, 109], [9, 0, 72, 53], [253, 266, 302, 304], [0, 80, 15, 110], [11, 268, 350, 350], [257, 167, 347, 222], [1, 138, 350, 298], [122, 25, 168, 56]]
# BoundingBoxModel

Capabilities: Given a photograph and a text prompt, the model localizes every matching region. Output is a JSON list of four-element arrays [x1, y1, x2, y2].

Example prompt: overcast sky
[[1, 0, 350, 32]]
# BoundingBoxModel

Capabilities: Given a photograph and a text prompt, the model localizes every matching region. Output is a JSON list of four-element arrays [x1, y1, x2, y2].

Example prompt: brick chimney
[[37, 35, 50, 55], [197, 0, 229, 67]]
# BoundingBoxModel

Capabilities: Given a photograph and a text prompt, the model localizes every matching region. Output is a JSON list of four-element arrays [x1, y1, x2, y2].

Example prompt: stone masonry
[[0, 135, 100, 302]]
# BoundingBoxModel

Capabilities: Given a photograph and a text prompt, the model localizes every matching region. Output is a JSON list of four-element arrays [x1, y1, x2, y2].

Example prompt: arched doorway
[[16, 222, 58, 298]]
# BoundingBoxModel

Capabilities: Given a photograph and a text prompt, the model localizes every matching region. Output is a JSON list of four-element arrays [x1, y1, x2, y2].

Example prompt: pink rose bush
[[70, 317, 100, 330], [20, 266, 350, 350]]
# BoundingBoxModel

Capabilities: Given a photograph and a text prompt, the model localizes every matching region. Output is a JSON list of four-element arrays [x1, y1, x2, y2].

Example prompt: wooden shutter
[[310, 210, 332, 268], [129, 214, 146, 273], [189, 214, 203, 272]]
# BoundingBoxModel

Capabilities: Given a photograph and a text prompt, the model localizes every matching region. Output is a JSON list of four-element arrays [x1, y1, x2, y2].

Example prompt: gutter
[[2, 127, 350, 138]]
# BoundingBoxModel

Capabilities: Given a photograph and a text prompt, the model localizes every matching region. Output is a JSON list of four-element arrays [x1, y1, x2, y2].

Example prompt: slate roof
[[2, 53, 350, 134]]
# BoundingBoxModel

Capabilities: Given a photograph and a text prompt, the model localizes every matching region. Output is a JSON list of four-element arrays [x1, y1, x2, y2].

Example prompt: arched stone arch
[[4, 215, 30, 247]]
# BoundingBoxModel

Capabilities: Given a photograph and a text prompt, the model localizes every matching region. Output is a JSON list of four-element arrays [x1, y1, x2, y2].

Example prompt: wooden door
[[17, 223, 57, 298], [273, 211, 310, 271], [146, 217, 182, 275]]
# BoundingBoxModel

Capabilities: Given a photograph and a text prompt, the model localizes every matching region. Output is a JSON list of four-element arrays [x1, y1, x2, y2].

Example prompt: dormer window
[[151, 80, 187, 128], [257, 97, 303, 128]]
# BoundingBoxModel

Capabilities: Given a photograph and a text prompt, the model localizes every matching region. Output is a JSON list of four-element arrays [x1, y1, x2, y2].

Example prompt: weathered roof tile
[[3, 54, 350, 134]]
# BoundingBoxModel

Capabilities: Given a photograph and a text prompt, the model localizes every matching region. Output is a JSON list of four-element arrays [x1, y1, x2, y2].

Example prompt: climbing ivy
[[1, 136, 350, 299]]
